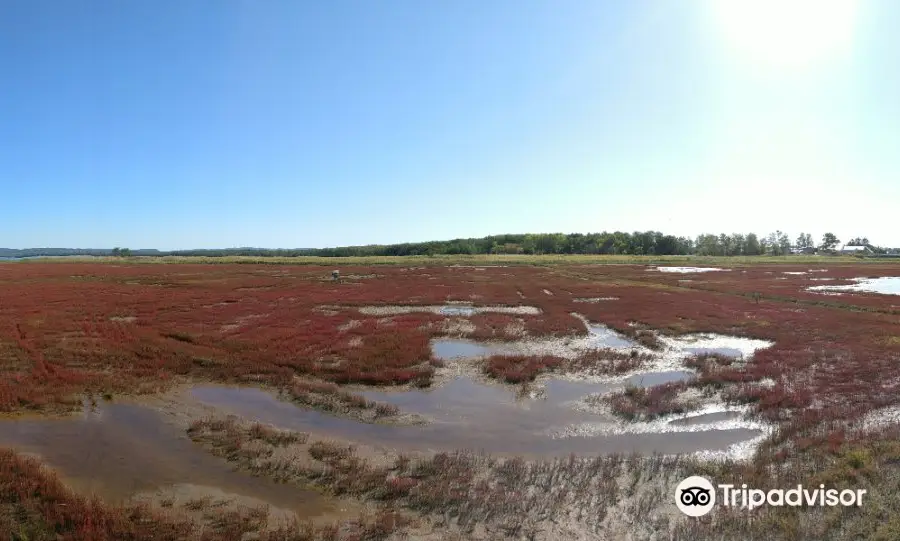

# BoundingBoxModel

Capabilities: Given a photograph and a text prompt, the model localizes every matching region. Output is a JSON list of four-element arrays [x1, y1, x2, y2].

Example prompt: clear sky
[[2, 1, 898, 249]]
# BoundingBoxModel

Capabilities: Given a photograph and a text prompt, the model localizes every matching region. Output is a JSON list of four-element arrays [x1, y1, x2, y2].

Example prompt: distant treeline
[[2, 231, 894, 258], [0, 248, 162, 258]]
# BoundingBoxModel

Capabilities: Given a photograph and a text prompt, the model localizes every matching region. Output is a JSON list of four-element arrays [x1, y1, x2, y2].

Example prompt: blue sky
[[2, 1, 898, 249]]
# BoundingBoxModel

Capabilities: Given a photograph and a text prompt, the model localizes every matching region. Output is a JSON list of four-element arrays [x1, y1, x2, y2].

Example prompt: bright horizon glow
[[708, 0, 859, 69], [0, 2, 898, 250]]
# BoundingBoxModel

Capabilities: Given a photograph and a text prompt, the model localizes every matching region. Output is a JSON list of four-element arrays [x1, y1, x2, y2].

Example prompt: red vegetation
[[606, 381, 691, 421], [0, 447, 195, 540], [288, 380, 400, 418], [465, 313, 526, 340], [0, 260, 898, 467], [1, 444, 405, 540], [482, 349, 650, 384], [569, 348, 650, 374], [483, 354, 565, 383]]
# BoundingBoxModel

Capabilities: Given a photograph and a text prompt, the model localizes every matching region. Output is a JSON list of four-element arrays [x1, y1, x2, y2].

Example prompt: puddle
[[572, 297, 618, 303], [430, 320, 640, 361], [807, 277, 900, 296], [625, 371, 694, 387], [432, 339, 503, 359], [782, 271, 807, 275], [653, 267, 729, 273], [358, 304, 541, 316], [369, 320, 775, 459], [552, 404, 769, 461], [669, 411, 743, 426], [539, 374, 690, 404], [433, 317, 772, 370], [584, 323, 639, 349], [541, 379, 615, 403], [192, 380, 760, 458], [662, 334, 771, 361], [0, 402, 335, 517]]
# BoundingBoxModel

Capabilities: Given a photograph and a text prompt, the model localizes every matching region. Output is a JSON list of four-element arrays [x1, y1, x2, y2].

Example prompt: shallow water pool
[[0, 401, 333, 516], [192, 381, 761, 458]]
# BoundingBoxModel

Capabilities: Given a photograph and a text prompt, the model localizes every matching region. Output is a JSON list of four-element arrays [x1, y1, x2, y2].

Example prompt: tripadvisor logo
[[675, 476, 867, 517], [676, 476, 716, 517]]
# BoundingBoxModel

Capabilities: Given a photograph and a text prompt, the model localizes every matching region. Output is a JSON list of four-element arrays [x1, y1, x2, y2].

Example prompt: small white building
[[839, 245, 872, 255]]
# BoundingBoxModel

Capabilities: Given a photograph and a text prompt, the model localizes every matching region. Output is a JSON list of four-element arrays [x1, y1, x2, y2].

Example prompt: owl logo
[[675, 476, 716, 517], [680, 486, 712, 506]]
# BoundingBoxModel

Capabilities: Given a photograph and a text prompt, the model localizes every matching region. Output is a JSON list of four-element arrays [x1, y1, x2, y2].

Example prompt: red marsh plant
[[569, 348, 652, 374], [0, 447, 197, 540], [482, 354, 566, 383], [287, 380, 400, 420], [1, 439, 408, 540], [4, 260, 900, 473], [605, 381, 694, 421], [188, 415, 696, 539], [482, 349, 652, 385]]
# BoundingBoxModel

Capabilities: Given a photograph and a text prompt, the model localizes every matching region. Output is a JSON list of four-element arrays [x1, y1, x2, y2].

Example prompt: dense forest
[[2, 231, 895, 258]]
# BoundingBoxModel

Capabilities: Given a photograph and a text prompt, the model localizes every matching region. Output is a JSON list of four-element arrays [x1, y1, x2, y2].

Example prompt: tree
[[729, 233, 745, 256], [847, 237, 870, 246], [719, 234, 732, 256], [676, 237, 694, 255], [563, 234, 586, 254], [581, 235, 600, 254], [765, 232, 781, 255], [820, 233, 840, 252], [761, 231, 792, 255], [695, 234, 721, 256], [795, 233, 813, 249], [633, 231, 660, 255], [535, 234, 565, 254], [597, 234, 616, 254], [521, 234, 537, 254], [777, 231, 791, 255], [608, 232, 630, 255], [491, 242, 522, 254], [656, 235, 678, 255], [111, 247, 120, 256], [744, 233, 761, 255]]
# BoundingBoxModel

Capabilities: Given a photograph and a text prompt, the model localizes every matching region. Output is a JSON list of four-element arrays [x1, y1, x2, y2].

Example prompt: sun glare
[[708, 0, 859, 68]]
